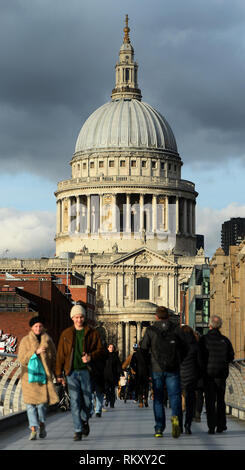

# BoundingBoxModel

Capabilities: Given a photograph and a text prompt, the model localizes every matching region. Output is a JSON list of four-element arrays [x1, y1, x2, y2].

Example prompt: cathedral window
[[124, 284, 128, 297], [99, 161, 104, 168], [137, 277, 149, 300], [120, 160, 126, 167], [90, 162, 95, 168], [83, 163, 86, 169], [152, 161, 156, 169], [109, 160, 114, 167], [131, 160, 136, 167], [142, 161, 146, 168]]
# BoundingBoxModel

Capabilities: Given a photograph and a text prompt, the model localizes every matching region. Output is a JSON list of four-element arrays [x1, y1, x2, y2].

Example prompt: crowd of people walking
[[17, 304, 234, 441]]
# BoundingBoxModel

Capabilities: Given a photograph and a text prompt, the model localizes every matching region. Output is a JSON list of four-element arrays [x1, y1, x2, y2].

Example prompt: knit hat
[[70, 304, 86, 319], [29, 316, 45, 327]]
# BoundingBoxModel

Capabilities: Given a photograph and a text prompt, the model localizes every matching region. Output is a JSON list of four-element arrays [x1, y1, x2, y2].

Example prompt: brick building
[[0, 272, 96, 350]]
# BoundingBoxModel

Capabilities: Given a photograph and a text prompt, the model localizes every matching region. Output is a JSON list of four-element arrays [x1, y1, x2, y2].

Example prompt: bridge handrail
[[0, 352, 25, 416], [1, 353, 245, 419]]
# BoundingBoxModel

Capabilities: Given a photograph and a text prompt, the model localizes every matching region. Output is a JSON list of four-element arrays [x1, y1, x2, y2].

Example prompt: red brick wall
[[0, 310, 36, 352]]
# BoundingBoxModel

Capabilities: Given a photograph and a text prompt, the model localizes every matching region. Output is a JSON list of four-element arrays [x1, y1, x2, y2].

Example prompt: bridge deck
[[1, 399, 245, 452]]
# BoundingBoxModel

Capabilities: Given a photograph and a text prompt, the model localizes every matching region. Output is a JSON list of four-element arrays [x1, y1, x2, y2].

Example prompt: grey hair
[[209, 315, 223, 329]]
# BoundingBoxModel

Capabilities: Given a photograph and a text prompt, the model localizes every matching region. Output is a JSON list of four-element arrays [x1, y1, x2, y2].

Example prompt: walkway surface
[[1, 398, 245, 452]]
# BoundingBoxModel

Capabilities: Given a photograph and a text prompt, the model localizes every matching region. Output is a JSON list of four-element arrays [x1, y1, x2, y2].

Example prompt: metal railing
[[0, 352, 25, 417], [1, 352, 245, 421]]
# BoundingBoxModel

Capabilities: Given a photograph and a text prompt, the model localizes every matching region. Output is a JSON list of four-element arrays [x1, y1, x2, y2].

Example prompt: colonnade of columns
[[117, 320, 149, 359], [56, 193, 196, 237]]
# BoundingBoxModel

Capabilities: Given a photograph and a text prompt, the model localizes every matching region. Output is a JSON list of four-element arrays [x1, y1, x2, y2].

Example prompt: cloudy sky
[[1, 0, 245, 259]]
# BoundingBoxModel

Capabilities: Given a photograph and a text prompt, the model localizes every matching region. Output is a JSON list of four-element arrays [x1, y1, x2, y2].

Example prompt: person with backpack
[[199, 315, 234, 434], [141, 306, 185, 438]]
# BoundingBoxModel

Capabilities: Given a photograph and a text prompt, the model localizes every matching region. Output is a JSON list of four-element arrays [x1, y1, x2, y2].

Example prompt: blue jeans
[[152, 371, 182, 432], [26, 403, 47, 429], [67, 369, 92, 432]]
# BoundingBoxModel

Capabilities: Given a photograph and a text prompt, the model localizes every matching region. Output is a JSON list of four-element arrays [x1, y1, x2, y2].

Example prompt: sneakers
[[73, 432, 82, 441], [154, 429, 163, 438], [171, 416, 181, 438], [29, 430, 37, 440]]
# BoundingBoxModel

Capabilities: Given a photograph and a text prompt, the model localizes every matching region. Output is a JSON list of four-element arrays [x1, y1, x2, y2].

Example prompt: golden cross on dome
[[123, 14, 130, 43]]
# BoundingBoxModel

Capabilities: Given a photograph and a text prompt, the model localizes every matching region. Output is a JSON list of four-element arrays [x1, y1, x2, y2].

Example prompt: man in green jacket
[[56, 304, 106, 441]]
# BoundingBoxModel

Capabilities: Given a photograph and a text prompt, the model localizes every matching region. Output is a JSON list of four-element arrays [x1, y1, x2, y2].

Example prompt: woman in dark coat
[[180, 325, 203, 434], [104, 344, 122, 408], [130, 346, 150, 407]]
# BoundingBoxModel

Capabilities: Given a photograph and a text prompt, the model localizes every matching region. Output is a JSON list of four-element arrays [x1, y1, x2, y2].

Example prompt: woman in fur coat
[[18, 316, 58, 440]]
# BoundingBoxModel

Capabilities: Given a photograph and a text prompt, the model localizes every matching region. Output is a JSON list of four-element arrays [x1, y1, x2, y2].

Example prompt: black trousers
[[184, 389, 195, 427], [204, 377, 227, 431]]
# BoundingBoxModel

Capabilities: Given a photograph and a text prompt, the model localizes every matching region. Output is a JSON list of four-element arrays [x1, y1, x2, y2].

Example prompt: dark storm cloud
[[1, 0, 245, 181]]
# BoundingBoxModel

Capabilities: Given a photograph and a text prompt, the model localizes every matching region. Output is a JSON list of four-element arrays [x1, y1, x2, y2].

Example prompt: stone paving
[[1, 398, 245, 451]]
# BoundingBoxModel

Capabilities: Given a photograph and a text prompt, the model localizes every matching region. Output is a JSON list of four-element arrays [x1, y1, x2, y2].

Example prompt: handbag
[[28, 353, 47, 384]]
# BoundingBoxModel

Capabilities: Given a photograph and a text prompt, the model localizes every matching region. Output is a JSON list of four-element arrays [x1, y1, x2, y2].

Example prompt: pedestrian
[[141, 306, 185, 438], [199, 314, 234, 434], [104, 344, 122, 408], [130, 345, 150, 407], [18, 315, 59, 440], [179, 325, 203, 434], [91, 353, 107, 417], [122, 344, 138, 401], [55, 304, 107, 441]]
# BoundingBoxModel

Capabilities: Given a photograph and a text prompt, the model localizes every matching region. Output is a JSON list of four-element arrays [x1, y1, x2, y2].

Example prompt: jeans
[[90, 377, 105, 415], [67, 369, 92, 432], [26, 403, 47, 429], [152, 371, 182, 432], [95, 390, 104, 414]]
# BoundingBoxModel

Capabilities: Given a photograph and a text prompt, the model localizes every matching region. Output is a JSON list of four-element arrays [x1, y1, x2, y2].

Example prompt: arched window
[[137, 277, 149, 300]]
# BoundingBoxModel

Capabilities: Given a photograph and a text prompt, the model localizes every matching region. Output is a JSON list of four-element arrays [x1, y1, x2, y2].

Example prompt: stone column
[[125, 322, 130, 357], [68, 197, 72, 233], [136, 322, 141, 344], [183, 199, 187, 235], [112, 194, 117, 232], [152, 194, 157, 233], [165, 196, 169, 231], [118, 322, 124, 360], [86, 195, 91, 234], [56, 199, 61, 234], [126, 193, 131, 233], [99, 194, 103, 233], [76, 196, 80, 232], [192, 201, 196, 235], [140, 193, 144, 232], [176, 196, 179, 234], [189, 200, 193, 235]]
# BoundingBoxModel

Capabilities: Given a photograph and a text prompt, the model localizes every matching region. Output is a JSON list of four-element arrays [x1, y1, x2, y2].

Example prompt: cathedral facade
[[54, 17, 205, 357], [0, 18, 206, 359]]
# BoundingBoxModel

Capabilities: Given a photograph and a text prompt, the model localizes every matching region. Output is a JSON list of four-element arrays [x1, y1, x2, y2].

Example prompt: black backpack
[[150, 325, 180, 372]]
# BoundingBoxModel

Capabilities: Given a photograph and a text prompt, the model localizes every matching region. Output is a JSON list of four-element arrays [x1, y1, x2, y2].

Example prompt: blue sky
[[1, 0, 245, 259]]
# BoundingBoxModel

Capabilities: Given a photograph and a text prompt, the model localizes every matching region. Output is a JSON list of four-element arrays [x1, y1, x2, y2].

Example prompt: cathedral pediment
[[110, 247, 178, 267]]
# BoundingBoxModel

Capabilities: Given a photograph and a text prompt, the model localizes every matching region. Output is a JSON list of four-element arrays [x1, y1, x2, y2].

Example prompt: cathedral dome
[[75, 99, 178, 155]]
